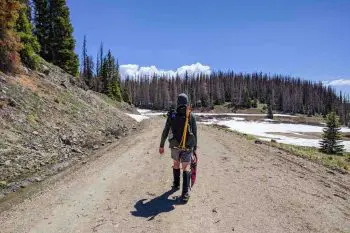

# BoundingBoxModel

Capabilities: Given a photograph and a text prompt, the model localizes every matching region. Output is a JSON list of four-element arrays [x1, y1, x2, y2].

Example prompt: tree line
[[124, 73, 350, 125]]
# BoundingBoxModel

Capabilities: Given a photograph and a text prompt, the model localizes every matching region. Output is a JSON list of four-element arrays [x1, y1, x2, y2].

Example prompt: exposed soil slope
[[0, 61, 136, 195]]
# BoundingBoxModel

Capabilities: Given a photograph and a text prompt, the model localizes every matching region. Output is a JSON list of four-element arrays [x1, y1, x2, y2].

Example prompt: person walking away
[[159, 93, 197, 202]]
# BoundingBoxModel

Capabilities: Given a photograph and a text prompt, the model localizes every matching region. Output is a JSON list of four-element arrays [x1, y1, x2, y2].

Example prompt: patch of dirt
[[17, 74, 38, 92]]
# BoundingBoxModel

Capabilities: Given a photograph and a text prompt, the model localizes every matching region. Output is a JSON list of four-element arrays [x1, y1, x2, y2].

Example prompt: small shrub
[[267, 104, 273, 119], [27, 113, 37, 123], [251, 99, 258, 108], [320, 112, 344, 154]]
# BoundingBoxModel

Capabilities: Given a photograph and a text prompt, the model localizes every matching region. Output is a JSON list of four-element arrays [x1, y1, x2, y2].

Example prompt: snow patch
[[126, 114, 149, 122], [233, 117, 245, 121], [204, 118, 350, 152], [144, 112, 166, 116], [137, 109, 152, 114], [137, 109, 166, 116], [264, 119, 277, 122], [194, 113, 297, 117]]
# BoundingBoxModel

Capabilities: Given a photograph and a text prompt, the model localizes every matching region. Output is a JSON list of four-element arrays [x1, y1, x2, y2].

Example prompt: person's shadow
[[131, 189, 184, 220]]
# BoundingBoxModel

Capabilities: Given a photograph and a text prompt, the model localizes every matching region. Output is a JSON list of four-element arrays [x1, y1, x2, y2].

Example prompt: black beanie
[[177, 93, 188, 106]]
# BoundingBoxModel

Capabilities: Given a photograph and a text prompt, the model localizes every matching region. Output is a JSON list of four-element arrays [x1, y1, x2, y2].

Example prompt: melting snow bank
[[137, 109, 152, 114], [126, 113, 150, 122], [203, 118, 350, 152], [194, 113, 297, 117], [127, 109, 165, 122], [127, 108, 165, 122], [137, 108, 166, 116], [142, 112, 166, 116]]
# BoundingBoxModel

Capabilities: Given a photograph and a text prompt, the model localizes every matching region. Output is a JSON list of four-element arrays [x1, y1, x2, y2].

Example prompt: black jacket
[[160, 111, 197, 151]]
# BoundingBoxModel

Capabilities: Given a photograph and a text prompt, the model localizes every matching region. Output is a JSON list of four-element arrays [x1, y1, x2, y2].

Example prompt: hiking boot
[[182, 192, 190, 202], [172, 168, 180, 190], [182, 171, 191, 202]]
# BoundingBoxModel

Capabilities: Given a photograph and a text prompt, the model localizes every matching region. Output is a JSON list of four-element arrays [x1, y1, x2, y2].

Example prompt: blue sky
[[67, 0, 350, 93]]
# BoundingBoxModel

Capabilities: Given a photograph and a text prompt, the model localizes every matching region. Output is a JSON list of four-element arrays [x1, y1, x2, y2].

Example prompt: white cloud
[[119, 64, 139, 78], [176, 63, 211, 77], [325, 79, 350, 86], [323, 79, 350, 86], [119, 62, 211, 79]]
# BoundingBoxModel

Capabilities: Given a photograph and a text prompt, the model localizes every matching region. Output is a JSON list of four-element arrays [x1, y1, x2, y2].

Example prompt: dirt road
[[1, 118, 349, 233]]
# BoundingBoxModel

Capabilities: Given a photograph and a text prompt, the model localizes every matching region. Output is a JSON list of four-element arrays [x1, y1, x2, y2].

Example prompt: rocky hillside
[[0, 60, 138, 196]]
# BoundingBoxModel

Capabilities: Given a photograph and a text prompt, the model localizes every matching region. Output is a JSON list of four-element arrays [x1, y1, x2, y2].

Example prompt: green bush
[[320, 112, 344, 154]]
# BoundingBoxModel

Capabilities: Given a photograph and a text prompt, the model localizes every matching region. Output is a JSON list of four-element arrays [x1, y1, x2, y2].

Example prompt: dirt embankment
[[0, 118, 349, 233], [0, 61, 137, 197]]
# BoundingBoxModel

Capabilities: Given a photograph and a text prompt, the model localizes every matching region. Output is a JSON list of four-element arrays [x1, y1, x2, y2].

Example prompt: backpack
[[167, 105, 195, 150]]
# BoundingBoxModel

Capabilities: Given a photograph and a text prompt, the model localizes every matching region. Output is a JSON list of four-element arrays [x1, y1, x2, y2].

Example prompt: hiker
[[159, 93, 197, 202]]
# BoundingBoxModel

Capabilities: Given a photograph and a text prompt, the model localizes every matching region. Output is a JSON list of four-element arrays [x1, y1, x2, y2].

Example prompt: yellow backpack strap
[[179, 106, 191, 149]]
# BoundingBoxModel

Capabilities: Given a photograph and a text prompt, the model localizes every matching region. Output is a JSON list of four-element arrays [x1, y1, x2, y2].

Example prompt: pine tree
[[0, 0, 22, 72], [96, 52, 100, 77], [80, 35, 93, 84], [266, 89, 274, 119], [267, 104, 273, 119], [96, 42, 103, 77], [242, 87, 251, 108], [16, 0, 41, 69], [33, 0, 49, 59], [101, 50, 122, 101], [108, 79, 122, 101], [251, 99, 258, 108], [122, 77, 132, 104], [320, 112, 344, 154], [81, 35, 87, 77], [48, 0, 78, 76], [101, 50, 112, 93], [122, 86, 131, 104], [110, 59, 122, 102], [100, 58, 108, 93], [86, 56, 94, 79], [33, 0, 79, 75]]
